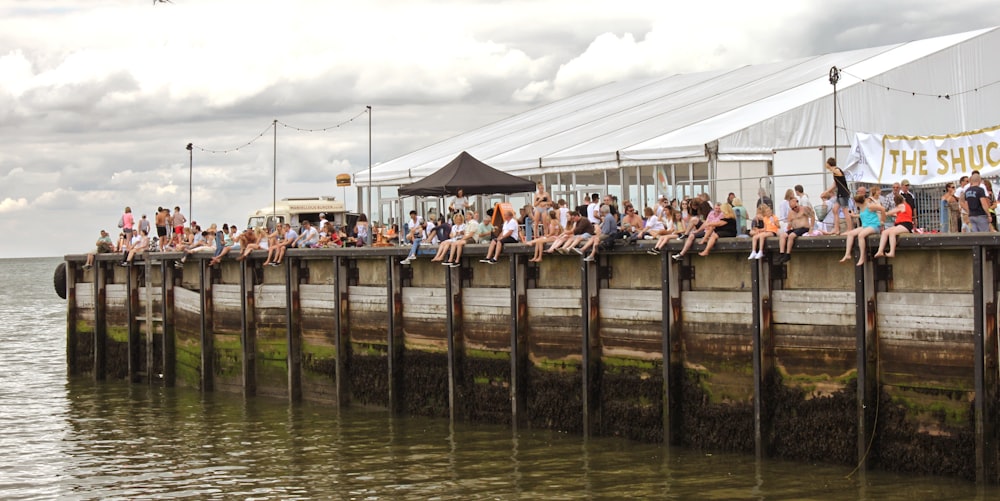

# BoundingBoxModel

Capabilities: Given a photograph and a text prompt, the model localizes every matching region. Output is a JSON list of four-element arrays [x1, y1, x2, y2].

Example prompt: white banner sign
[[845, 124, 1000, 186]]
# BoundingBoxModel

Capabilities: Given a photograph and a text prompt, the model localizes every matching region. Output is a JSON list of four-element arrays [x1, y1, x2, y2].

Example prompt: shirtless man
[[775, 197, 815, 264], [154, 207, 169, 241]]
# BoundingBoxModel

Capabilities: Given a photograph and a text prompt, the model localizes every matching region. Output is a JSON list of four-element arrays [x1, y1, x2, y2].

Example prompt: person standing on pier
[[119, 206, 135, 240], [961, 170, 993, 232], [171, 206, 186, 236], [824, 157, 852, 235], [900, 179, 918, 228]]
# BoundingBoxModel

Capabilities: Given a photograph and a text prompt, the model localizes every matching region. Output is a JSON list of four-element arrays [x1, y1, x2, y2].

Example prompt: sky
[[1, 0, 998, 258]]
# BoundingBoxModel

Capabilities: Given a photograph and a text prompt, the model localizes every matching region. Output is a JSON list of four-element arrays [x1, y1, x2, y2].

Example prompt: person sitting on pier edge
[[431, 213, 464, 263], [476, 209, 494, 243], [548, 209, 594, 254], [402, 211, 419, 245], [444, 212, 479, 267], [775, 197, 815, 264], [121, 228, 150, 266], [237, 228, 267, 261], [636, 206, 665, 241], [747, 204, 779, 260], [84, 230, 114, 269], [672, 202, 724, 260], [209, 226, 243, 266], [481, 210, 519, 264], [263, 225, 289, 266], [620, 202, 643, 238], [526, 209, 562, 263], [543, 210, 578, 254], [401, 222, 426, 265], [295, 220, 319, 248], [697, 202, 738, 257], [649, 206, 681, 255], [353, 214, 370, 247], [874, 194, 913, 259], [840, 194, 886, 266], [579, 204, 616, 262], [176, 228, 218, 268]]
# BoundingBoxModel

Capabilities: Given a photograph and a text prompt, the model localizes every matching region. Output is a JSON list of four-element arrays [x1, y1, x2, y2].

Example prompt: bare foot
[[884, 252, 895, 258], [697, 250, 710, 256], [873, 252, 884, 258], [839, 255, 850, 263], [856, 259, 865, 266]]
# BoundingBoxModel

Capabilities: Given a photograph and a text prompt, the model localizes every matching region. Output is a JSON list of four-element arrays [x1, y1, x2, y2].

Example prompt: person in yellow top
[[748, 205, 779, 260]]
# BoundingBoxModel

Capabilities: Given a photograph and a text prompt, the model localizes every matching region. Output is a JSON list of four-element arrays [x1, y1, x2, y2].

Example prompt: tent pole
[[830, 66, 840, 164]]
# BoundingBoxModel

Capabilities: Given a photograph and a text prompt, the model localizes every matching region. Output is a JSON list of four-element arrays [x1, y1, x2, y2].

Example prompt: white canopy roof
[[360, 27, 1000, 186]]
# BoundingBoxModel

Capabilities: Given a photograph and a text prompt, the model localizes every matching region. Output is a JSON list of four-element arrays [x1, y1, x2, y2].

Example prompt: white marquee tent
[[357, 27, 1000, 217]]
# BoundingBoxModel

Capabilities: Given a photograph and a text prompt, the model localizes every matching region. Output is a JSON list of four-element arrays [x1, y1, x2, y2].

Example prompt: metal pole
[[273, 119, 277, 227], [186, 143, 193, 224], [367, 105, 372, 220], [829, 66, 840, 163]]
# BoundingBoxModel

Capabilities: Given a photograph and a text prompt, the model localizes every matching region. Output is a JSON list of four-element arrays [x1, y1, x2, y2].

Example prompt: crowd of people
[[83, 205, 378, 269], [83, 163, 999, 269]]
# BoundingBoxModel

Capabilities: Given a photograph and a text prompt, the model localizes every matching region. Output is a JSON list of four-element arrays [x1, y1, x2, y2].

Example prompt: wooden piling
[[286, 259, 303, 402], [510, 253, 528, 428], [161, 260, 176, 387], [388, 257, 404, 415], [94, 261, 107, 380], [582, 255, 600, 436], [856, 245, 879, 475], [126, 263, 140, 382], [240, 259, 257, 397], [199, 259, 214, 392], [445, 262, 465, 422], [66, 262, 78, 376], [333, 256, 351, 408]]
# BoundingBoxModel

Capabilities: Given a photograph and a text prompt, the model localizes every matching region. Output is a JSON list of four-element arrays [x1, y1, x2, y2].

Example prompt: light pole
[[367, 105, 372, 223], [186, 142, 193, 223]]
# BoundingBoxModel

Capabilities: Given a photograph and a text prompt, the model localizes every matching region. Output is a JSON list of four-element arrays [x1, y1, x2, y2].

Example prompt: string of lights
[[190, 107, 369, 154], [277, 108, 369, 132], [190, 122, 275, 154], [839, 68, 1000, 100]]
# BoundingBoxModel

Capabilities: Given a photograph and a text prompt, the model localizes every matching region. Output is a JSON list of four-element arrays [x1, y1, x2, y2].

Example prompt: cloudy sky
[[1, 0, 998, 258]]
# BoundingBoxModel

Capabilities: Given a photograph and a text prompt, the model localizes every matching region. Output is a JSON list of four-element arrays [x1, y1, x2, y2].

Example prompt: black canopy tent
[[397, 151, 536, 197]]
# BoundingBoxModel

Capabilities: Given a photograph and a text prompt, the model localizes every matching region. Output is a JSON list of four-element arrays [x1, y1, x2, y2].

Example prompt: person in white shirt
[[297, 220, 320, 248], [481, 210, 519, 264], [795, 185, 811, 209], [587, 193, 601, 225]]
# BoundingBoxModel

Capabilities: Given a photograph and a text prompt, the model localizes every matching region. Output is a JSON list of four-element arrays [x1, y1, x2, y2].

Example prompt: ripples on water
[[0, 257, 996, 499]]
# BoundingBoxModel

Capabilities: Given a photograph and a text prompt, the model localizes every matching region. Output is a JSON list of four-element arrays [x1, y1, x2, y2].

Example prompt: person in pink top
[[120, 206, 135, 239]]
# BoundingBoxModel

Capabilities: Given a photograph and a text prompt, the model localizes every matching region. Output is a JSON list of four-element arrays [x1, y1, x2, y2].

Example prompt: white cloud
[[0, 197, 28, 213], [0, 0, 998, 258]]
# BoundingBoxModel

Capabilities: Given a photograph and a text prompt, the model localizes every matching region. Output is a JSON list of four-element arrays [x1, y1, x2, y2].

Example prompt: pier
[[63, 235, 1000, 483]]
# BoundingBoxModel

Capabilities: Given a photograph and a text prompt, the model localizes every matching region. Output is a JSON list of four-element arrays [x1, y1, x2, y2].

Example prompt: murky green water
[[2, 258, 996, 499]]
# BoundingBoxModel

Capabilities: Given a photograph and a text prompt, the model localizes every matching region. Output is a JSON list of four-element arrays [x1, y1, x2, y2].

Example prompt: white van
[[247, 197, 355, 232]]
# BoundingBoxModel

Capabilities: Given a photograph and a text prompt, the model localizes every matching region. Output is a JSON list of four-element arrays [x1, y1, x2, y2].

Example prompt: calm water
[[0, 257, 996, 500]]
